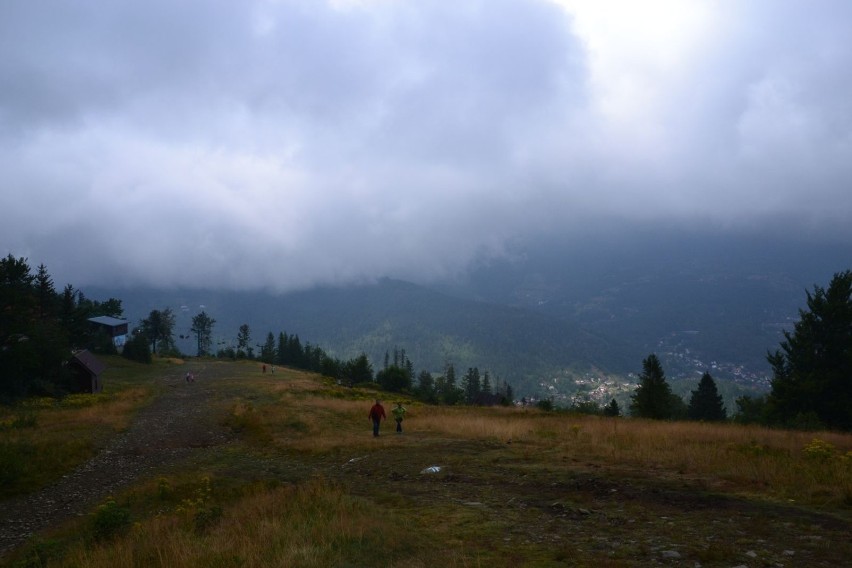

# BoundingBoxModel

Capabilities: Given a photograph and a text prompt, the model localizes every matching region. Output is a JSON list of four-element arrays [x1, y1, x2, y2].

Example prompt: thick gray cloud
[[2, 0, 851, 291]]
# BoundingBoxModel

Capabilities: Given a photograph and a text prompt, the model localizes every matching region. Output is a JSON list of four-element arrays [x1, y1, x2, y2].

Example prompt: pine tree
[[629, 354, 674, 419], [261, 332, 276, 363], [441, 363, 462, 405], [768, 270, 852, 430], [237, 324, 251, 358], [687, 372, 726, 421], [481, 371, 492, 395], [417, 370, 436, 402], [463, 367, 481, 404], [346, 353, 374, 384], [603, 398, 621, 417]]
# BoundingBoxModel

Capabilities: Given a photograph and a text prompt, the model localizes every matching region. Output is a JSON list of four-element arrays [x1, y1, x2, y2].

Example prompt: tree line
[[221, 326, 516, 407], [130, 309, 517, 407], [4, 253, 848, 429], [0, 255, 123, 399], [624, 270, 851, 431]]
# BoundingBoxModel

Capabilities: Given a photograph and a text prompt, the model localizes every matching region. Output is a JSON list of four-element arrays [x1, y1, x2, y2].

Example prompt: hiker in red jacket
[[368, 399, 386, 437]]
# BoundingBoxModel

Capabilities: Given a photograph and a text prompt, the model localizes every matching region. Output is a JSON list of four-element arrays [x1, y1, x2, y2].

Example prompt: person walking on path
[[368, 399, 386, 437], [392, 402, 407, 433]]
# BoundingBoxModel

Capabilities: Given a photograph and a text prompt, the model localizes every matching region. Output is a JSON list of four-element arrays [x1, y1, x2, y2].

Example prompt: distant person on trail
[[262, 364, 266, 374], [368, 399, 386, 437], [392, 402, 407, 433]]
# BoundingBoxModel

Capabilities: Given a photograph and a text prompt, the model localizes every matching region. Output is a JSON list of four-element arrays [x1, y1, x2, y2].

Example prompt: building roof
[[88, 316, 128, 327], [71, 349, 107, 376]]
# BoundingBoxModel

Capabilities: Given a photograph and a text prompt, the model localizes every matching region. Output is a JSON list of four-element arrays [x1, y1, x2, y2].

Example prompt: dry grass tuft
[[61, 477, 419, 568]]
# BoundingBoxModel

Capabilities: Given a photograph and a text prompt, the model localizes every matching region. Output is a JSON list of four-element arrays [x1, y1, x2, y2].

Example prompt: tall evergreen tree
[[376, 364, 411, 392], [687, 372, 727, 421], [276, 332, 287, 365], [603, 398, 621, 417], [237, 324, 251, 359], [288, 334, 304, 367], [503, 383, 514, 405], [481, 371, 492, 396], [441, 363, 462, 405], [35, 264, 57, 321], [1, 258, 77, 396], [463, 367, 481, 404], [190, 311, 216, 356], [261, 331, 276, 363], [345, 353, 373, 384], [767, 270, 852, 430], [629, 354, 674, 419], [417, 370, 436, 402]]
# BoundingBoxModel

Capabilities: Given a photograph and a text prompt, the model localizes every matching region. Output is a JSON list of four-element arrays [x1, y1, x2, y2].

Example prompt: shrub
[[803, 438, 837, 462], [0, 442, 28, 487], [0, 413, 37, 431], [90, 498, 132, 542], [122, 333, 152, 364]]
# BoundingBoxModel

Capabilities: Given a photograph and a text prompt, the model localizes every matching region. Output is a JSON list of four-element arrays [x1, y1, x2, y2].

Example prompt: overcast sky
[[2, 0, 851, 291]]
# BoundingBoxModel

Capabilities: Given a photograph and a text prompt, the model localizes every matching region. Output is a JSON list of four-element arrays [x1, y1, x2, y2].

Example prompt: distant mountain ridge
[[84, 231, 852, 398], [85, 279, 633, 393]]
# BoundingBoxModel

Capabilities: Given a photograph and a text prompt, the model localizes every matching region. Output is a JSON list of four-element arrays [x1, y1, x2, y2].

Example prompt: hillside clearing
[[1, 358, 850, 567]]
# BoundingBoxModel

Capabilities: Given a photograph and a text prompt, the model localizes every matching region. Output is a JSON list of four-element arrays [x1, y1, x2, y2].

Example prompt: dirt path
[[0, 363, 233, 557]]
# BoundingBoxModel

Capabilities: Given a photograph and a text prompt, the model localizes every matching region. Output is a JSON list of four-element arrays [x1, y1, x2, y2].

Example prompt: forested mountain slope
[[87, 279, 633, 391]]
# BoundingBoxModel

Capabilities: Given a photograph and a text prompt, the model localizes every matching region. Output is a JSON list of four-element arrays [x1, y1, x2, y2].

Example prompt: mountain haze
[[88, 279, 631, 392], [85, 232, 850, 400]]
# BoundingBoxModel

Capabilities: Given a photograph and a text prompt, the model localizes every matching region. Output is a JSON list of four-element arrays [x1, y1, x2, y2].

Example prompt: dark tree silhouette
[[141, 309, 176, 354], [190, 311, 216, 356], [603, 398, 621, 417], [687, 372, 727, 421], [629, 354, 674, 419], [768, 270, 852, 430]]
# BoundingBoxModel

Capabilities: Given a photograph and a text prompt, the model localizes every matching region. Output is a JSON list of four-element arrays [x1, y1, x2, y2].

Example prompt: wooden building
[[69, 350, 106, 393], [88, 316, 130, 348]]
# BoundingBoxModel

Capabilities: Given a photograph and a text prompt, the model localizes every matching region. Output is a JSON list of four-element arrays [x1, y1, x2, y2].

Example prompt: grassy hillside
[[2, 358, 850, 566]]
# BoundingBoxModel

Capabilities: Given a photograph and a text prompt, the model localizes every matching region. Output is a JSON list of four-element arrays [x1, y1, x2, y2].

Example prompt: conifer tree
[[481, 371, 492, 395], [767, 270, 852, 430], [261, 331, 276, 363], [417, 370, 436, 402], [629, 354, 674, 419], [463, 367, 481, 404], [346, 353, 374, 384], [603, 398, 621, 417], [237, 324, 251, 359], [441, 363, 462, 405], [687, 372, 726, 421]]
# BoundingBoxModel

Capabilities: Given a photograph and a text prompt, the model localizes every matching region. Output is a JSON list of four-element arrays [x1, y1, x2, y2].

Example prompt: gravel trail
[[0, 363, 232, 557]]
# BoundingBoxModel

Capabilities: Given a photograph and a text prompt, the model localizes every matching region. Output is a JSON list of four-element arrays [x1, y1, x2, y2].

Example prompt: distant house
[[88, 316, 129, 348], [69, 350, 106, 393]]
